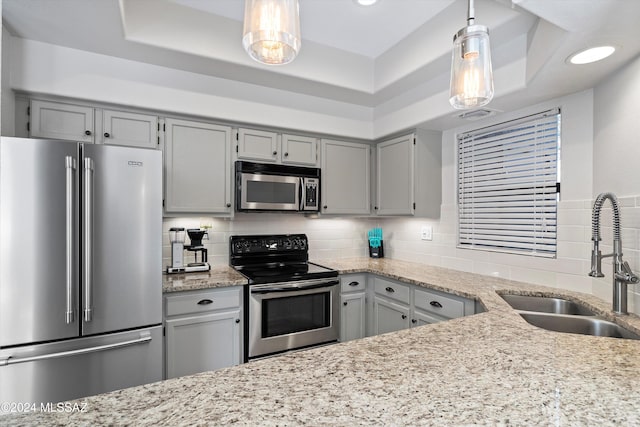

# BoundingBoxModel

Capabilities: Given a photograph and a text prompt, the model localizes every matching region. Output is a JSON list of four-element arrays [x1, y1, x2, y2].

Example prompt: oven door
[[248, 278, 339, 359], [240, 172, 301, 211]]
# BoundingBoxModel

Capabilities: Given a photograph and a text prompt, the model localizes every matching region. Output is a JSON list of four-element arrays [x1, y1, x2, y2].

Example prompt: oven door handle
[[250, 279, 339, 294]]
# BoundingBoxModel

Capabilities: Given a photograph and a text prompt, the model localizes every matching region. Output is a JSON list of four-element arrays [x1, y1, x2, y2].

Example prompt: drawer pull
[[343, 302, 348, 306], [348, 281, 359, 287], [197, 299, 213, 305], [385, 287, 395, 293], [411, 319, 417, 324], [430, 300, 443, 308], [401, 314, 407, 319]]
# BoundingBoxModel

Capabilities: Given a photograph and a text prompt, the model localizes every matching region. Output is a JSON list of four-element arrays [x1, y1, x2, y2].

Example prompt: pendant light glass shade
[[449, 4, 494, 109], [243, 0, 301, 65]]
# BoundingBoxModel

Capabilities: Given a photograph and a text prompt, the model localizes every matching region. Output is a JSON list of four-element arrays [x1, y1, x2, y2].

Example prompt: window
[[457, 109, 561, 258]]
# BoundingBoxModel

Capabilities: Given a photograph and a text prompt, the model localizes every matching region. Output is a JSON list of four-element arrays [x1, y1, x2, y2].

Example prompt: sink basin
[[500, 294, 596, 315], [519, 312, 640, 340]]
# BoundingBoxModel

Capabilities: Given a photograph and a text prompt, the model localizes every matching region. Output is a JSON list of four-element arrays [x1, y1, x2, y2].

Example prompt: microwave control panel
[[303, 178, 318, 209]]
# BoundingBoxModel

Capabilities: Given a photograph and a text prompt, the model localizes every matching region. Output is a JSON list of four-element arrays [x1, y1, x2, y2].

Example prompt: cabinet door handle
[[284, 152, 289, 157], [374, 206, 378, 210], [235, 319, 240, 323], [197, 299, 213, 305], [323, 205, 328, 209], [85, 130, 92, 136], [401, 314, 407, 319], [343, 302, 348, 306], [226, 203, 231, 208], [272, 151, 277, 156], [411, 319, 417, 324], [385, 287, 395, 293], [103, 132, 110, 138], [348, 281, 359, 287], [430, 300, 443, 308]]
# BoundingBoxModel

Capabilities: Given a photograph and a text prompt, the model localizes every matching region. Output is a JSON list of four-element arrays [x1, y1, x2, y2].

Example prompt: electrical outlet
[[421, 226, 433, 241]]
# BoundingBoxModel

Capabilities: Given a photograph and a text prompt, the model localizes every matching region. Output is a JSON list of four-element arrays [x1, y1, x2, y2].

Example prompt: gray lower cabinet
[[372, 277, 411, 334], [339, 274, 367, 342], [163, 118, 233, 215], [164, 287, 242, 379], [371, 275, 476, 334]]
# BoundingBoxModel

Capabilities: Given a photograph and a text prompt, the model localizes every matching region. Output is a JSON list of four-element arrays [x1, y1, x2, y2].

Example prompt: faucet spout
[[589, 192, 637, 314]]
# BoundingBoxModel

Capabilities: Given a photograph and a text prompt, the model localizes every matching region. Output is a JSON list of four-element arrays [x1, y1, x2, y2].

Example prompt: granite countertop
[[162, 265, 247, 293], [7, 258, 640, 425]]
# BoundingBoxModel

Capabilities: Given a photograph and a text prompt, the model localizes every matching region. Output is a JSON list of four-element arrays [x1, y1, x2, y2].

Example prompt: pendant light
[[449, 0, 494, 109], [243, 0, 301, 65]]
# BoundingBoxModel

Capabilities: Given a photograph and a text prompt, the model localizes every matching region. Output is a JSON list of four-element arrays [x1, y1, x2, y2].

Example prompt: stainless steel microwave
[[235, 161, 320, 212]]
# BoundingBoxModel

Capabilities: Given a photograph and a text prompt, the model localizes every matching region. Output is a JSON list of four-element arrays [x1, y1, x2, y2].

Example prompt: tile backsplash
[[379, 195, 640, 315], [162, 214, 373, 268], [163, 194, 640, 315]]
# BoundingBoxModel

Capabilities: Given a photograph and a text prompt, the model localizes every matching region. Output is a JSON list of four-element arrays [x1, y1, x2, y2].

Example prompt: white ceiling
[[168, 0, 455, 58], [3, 0, 640, 134]]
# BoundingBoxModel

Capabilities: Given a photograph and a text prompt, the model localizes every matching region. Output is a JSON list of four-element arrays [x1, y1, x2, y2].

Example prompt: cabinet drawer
[[165, 288, 241, 317], [413, 288, 464, 319], [373, 277, 410, 304], [341, 274, 366, 293]]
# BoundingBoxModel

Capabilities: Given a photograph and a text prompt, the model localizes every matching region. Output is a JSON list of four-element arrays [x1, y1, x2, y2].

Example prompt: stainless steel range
[[230, 234, 339, 360]]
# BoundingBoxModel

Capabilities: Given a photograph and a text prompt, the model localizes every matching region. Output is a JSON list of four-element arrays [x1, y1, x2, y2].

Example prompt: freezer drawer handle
[[65, 156, 77, 324], [83, 157, 94, 322], [0, 333, 152, 366]]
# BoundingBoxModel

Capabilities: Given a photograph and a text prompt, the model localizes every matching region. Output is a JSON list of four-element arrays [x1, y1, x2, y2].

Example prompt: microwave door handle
[[299, 177, 304, 210]]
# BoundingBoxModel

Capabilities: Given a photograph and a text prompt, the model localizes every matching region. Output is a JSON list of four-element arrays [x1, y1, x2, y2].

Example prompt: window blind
[[457, 109, 561, 258]]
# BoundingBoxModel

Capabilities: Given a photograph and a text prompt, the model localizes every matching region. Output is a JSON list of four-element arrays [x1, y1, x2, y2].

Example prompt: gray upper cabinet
[[320, 139, 370, 215], [102, 110, 158, 148], [376, 134, 414, 215], [29, 99, 160, 149], [29, 99, 94, 143], [237, 128, 279, 163], [237, 128, 319, 166], [375, 130, 442, 218], [281, 134, 318, 166], [164, 118, 232, 215]]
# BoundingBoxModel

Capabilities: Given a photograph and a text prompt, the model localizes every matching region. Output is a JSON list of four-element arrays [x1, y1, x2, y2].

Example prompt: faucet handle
[[616, 261, 639, 284]]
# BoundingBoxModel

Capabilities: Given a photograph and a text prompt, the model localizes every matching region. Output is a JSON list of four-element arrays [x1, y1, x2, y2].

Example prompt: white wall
[[591, 54, 640, 312], [381, 79, 640, 314]]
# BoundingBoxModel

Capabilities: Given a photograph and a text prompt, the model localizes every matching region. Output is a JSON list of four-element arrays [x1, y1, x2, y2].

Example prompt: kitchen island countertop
[[7, 257, 640, 426]]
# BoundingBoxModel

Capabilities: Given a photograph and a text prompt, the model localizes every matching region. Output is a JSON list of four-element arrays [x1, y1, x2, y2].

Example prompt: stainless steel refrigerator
[[0, 137, 163, 409]]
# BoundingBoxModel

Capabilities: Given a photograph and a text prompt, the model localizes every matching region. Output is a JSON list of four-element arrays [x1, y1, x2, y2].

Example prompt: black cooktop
[[235, 262, 337, 284], [229, 234, 338, 284]]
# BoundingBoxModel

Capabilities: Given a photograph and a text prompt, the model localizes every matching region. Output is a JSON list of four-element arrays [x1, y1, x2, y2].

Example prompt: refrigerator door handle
[[83, 157, 94, 323], [65, 156, 77, 324], [0, 332, 152, 366]]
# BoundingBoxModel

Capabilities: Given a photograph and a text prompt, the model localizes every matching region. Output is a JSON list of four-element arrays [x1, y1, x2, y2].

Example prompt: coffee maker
[[166, 227, 211, 274]]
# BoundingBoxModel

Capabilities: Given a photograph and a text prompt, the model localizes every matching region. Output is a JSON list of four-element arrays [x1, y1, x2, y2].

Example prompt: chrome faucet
[[588, 192, 639, 314]]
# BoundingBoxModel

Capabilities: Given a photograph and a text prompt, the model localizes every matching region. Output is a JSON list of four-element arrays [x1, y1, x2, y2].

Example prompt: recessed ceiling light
[[567, 46, 616, 65], [354, 0, 378, 6]]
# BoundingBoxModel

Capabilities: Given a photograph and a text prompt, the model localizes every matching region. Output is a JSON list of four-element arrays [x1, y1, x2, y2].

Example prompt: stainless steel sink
[[500, 294, 596, 315], [519, 312, 640, 340]]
